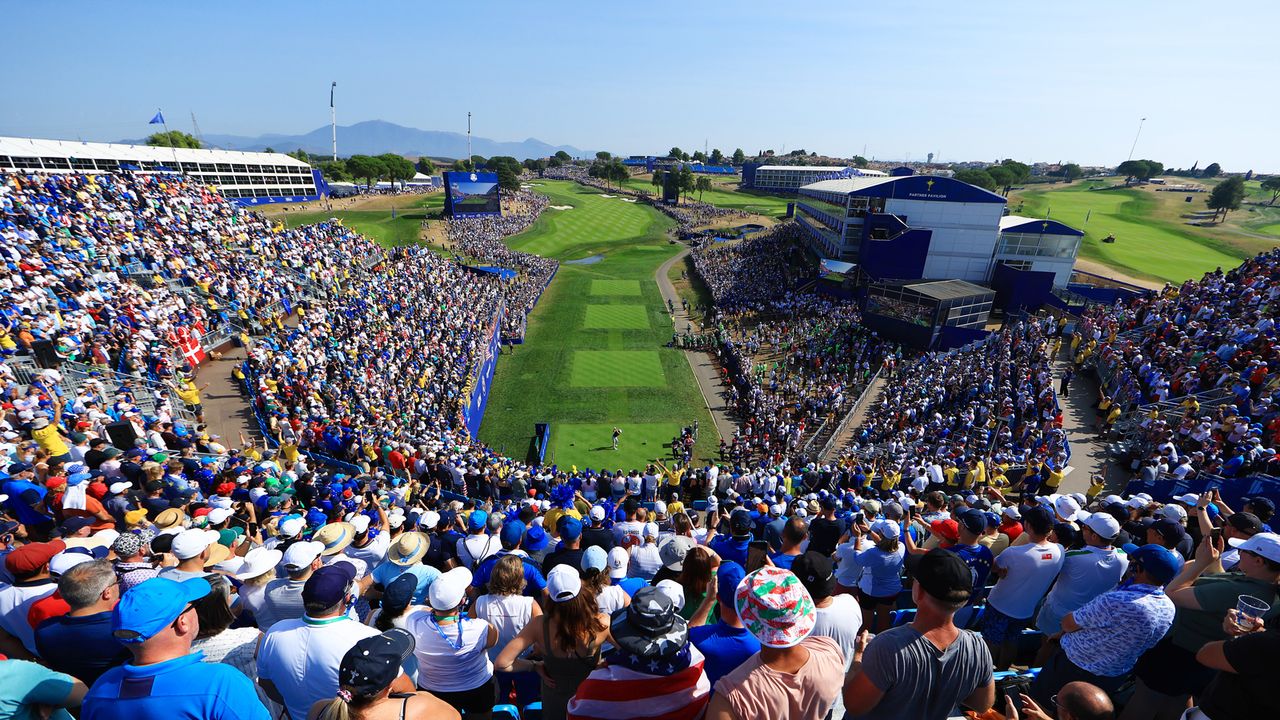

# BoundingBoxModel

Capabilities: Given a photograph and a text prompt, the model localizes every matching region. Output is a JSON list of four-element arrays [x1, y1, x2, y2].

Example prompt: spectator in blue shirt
[[468, 520, 547, 599], [81, 577, 269, 720], [708, 509, 753, 567], [688, 561, 759, 687], [34, 559, 130, 686], [769, 517, 808, 570]]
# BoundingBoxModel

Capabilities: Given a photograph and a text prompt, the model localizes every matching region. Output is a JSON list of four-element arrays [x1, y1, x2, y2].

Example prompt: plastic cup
[[1237, 595, 1269, 630]]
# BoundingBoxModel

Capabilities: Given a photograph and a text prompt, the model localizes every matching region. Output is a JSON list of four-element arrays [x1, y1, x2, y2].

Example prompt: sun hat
[[658, 536, 696, 571], [523, 524, 550, 552], [420, 511, 441, 530], [609, 586, 689, 660], [339, 628, 416, 699], [314, 522, 357, 556], [581, 545, 608, 573], [388, 532, 429, 567], [429, 567, 473, 611], [1229, 532, 1280, 563], [235, 547, 283, 581], [735, 566, 816, 648], [283, 540, 326, 571], [154, 508, 187, 531], [607, 546, 629, 579], [113, 577, 211, 643], [546, 564, 582, 603], [1128, 544, 1183, 585], [303, 562, 358, 607]]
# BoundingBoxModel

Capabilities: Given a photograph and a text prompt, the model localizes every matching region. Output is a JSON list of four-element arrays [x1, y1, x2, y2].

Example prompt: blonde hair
[[488, 554, 526, 596]]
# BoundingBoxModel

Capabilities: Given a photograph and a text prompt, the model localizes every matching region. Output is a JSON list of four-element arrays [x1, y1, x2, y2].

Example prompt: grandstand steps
[[820, 374, 888, 462]]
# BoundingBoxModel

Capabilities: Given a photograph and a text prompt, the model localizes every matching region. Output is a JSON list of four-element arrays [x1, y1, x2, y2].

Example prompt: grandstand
[[0, 135, 323, 205], [741, 163, 885, 191]]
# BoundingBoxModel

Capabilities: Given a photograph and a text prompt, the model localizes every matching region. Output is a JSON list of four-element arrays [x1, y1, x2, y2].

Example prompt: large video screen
[[444, 171, 502, 216]]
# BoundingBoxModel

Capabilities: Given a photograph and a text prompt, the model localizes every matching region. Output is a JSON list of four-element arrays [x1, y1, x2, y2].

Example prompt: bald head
[[1057, 681, 1114, 720]]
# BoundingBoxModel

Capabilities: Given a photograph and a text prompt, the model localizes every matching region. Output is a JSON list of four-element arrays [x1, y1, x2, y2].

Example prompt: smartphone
[[1210, 528, 1222, 543], [746, 540, 769, 572]]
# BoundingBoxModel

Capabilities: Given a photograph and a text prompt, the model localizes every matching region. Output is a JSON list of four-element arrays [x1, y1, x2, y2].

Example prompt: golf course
[[278, 192, 445, 247], [477, 180, 718, 469]]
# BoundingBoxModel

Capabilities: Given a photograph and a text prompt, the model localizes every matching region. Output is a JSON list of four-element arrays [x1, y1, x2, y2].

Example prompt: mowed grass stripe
[[583, 304, 650, 330], [569, 350, 664, 387], [589, 279, 642, 296]]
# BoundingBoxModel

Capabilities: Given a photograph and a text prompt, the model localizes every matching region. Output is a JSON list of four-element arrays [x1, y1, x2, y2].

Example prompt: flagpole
[[157, 108, 179, 171], [330, 82, 338, 161]]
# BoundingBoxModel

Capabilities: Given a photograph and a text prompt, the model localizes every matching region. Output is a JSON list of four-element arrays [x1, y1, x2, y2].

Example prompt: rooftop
[[0, 136, 312, 167], [905, 279, 995, 301]]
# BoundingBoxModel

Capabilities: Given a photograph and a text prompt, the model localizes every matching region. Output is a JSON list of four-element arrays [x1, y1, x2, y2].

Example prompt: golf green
[[583, 304, 650, 330], [570, 350, 664, 387], [477, 180, 718, 470]]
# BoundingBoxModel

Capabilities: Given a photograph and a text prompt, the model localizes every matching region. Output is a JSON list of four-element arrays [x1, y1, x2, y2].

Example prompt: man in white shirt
[[980, 506, 1063, 669], [627, 524, 662, 580], [0, 540, 62, 655], [258, 562, 394, 720], [456, 510, 500, 569], [1035, 513, 1128, 636], [343, 509, 391, 569]]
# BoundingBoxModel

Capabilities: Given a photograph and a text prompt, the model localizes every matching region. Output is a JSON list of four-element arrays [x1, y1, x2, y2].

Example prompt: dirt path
[[1072, 258, 1166, 291], [655, 248, 738, 443]]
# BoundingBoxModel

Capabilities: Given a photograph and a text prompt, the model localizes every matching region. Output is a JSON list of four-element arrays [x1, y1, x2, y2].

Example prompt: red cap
[[193, 507, 211, 517], [87, 481, 108, 500], [930, 519, 960, 543], [4, 540, 67, 577], [45, 476, 67, 490]]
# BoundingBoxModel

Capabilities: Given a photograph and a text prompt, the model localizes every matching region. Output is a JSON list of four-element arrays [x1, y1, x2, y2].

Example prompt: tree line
[[952, 159, 1032, 195]]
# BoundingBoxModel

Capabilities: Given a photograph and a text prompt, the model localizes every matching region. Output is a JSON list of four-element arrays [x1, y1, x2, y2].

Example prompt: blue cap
[[467, 510, 488, 532], [716, 561, 747, 607], [113, 577, 211, 643], [501, 520, 527, 547], [524, 524, 549, 552], [558, 515, 583, 541], [67, 472, 92, 487], [1129, 543, 1183, 585]]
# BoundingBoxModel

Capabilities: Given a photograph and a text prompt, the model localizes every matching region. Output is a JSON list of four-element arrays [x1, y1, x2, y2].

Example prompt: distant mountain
[[119, 120, 586, 160]]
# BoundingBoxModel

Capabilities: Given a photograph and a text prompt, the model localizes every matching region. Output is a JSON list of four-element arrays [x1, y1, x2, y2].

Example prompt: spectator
[[769, 517, 808, 569], [793, 552, 862, 720], [1006, 681, 1115, 720], [849, 518, 906, 632], [307, 628, 458, 720], [1190, 607, 1278, 719], [843, 549, 995, 720], [258, 563, 382, 720], [34, 559, 129, 685], [982, 505, 1063, 669], [1036, 513, 1128, 636], [407, 567, 498, 719], [257, 539, 325, 630], [688, 561, 759, 687], [82, 577, 268, 720], [565, 586, 710, 720], [0, 657, 88, 720], [579, 545, 630, 616], [471, 555, 541, 707], [0, 539, 62, 657]]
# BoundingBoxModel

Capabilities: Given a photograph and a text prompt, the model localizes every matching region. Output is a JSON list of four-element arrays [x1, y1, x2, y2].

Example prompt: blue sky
[[3, 1, 1274, 170]]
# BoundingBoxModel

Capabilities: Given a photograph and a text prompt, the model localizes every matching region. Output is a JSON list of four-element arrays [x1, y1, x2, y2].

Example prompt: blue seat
[[492, 705, 520, 720], [954, 604, 985, 630], [891, 608, 916, 627], [523, 701, 543, 720]]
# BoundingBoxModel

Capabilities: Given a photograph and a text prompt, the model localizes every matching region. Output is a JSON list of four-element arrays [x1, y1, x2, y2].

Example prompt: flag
[[174, 327, 206, 366], [567, 646, 710, 720], [149, 111, 165, 125]]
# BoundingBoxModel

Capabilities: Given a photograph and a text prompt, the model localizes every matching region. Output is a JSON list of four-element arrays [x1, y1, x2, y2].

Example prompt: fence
[[814, 367, 884, 461]]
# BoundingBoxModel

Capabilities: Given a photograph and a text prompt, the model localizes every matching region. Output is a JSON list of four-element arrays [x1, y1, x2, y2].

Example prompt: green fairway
[[478, 180, 717, 469], [620, 177, 792, 217], [1012, 182, 1246, 283], [1258, 223, 1280, 237], [583, 304, 650, 330], [281, 194, 443, 248]]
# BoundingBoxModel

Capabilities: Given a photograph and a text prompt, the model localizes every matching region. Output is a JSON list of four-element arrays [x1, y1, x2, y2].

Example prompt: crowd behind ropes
[[0, 170, 1277, 720]]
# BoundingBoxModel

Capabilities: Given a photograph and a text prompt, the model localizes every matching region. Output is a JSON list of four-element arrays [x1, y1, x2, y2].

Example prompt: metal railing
[[816, 367, 884, 461]]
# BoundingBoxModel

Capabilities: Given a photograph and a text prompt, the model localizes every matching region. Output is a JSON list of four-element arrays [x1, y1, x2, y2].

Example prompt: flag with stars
[[566, 645, 710, 720]]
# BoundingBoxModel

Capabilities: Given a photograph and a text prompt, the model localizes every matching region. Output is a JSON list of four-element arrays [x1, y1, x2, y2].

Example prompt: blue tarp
[[473, 266, 518, 281]]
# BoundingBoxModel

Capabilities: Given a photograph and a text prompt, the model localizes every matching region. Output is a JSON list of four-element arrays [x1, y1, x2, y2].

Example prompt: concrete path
[[655, 247, 738, 443], [1053, 350, 1123, 495], [196, 342, 260, 447], [820, 374, 888, 462]]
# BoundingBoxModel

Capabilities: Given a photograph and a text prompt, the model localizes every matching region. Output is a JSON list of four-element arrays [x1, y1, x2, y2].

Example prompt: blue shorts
[[980, 605, 1029, 645]]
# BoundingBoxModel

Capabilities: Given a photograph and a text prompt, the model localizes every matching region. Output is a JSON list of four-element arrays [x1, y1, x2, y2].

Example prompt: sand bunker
[[598, 194, 615, 198], [549, 205, 574, 210], [621, 198, 637, 203]]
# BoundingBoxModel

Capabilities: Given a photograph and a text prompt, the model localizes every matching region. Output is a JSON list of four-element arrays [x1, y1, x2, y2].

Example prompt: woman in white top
[[580, 545, 631, 616], [406, 567, 498, 720], [190, 575, 284, 718], [469, 555, 542, 707]]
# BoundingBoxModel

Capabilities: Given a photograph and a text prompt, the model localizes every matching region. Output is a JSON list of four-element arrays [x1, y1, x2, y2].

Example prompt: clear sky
[[3, 1, 1274, 170]]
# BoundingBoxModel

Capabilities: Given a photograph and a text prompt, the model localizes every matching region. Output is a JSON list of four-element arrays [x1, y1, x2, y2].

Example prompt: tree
[[1260, 177, 1280, 205], [986, 165, 1014, 194], [608, 158, 629, 189], [263, 146, 276, 154], [146, 131, 201, 149], [315, 160, 352, 182], [1116, 160, 1151, 184], [345, 155, 387, 188], [596, 151, 612, 161], [695, 176, 712, 201], [677, 165, 696, 202], [548, 156, 564, 168], [709, 148, 724, 165], [1206, 176, 1245, 221], [554, 150, 572, 161], [732, 148, 746, 165], [692, 150, 706, 162], [651, 170, 665, 197], [375, 153, 416, 186], [954, 169, 997, 192], [1060, 163, 1083, 181], [851, 155, 869, 168], [668, 147, 683, 160], [415, 157, 436, 175], [288, 149, 311, 163], [1200, 162, 1221, 178], [997, 159, 1030, 185]]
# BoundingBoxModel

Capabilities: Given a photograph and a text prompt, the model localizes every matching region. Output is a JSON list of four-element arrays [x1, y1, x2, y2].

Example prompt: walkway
[[1053, 348, 1122, 495], [196, 341, 260, 446], [654, 247, 738, 443], [820, 374, 888, 462]]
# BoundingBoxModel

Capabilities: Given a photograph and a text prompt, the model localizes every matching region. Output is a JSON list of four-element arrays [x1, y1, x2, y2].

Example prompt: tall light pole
[[1126, 117, 1146, 162], [330, 82, 338, 161], [467, 112, 472, 170]]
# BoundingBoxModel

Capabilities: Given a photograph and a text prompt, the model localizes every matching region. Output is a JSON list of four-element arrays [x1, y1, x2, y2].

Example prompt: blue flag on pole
[[149, 111, 165, 125]]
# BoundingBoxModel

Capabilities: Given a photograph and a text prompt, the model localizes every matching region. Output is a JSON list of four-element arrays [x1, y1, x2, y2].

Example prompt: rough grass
[[281, 193, 444, 248]]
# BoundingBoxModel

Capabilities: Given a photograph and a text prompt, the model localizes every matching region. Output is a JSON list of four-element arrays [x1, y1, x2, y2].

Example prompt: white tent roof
[[0, 136, 311, 167]]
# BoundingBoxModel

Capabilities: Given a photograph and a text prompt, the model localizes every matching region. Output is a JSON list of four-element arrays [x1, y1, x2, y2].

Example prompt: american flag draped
[[566, 645, 710, 720]]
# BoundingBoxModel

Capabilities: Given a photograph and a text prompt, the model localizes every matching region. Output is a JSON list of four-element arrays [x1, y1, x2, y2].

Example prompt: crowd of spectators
[[689, 223, 812, 310]]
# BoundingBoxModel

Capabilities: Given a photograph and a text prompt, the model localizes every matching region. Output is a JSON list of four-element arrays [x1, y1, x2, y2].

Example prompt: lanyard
[[428, 614, 464, 651]]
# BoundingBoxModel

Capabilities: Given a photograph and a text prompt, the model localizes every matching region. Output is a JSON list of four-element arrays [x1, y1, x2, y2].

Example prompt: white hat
[[1125, 497, 1148, 510], [546, 564, 582, 602], [871, 519, 900, 539], [94, 529, 119, 548], [607, 546, 629, 579], [1173, 493, 1200, 505], [794, 507, 808, 518], [421, 511, 441, 530], [348, 514, 371, 534], [589, 505, 606, 522], [656, 578, 685, 611], [278, 517, 305, 538], [388, 514, 406, 530], [171, 529, 221, 560], [769, 503, 785, 517], [207, 508, 232, 525], [108, 482, 131, 495], [1102, 495, 1124, 506], [249, 487, 268, 501], [1076, 510, 1093, 523], [1228, 532, 1280, 563], [1082, 513, 1121, 540], [1002, 506, 1021, 520], [50, 551, 94, 576], [1160, 504, 1188, 523], [282, 540, 325, 571], [653, 500, 668, 516], [643, 522, 659, 539], [1054, 495, 1081, 522], [429, 567, 473, 611], [236, 547, 283, 581]]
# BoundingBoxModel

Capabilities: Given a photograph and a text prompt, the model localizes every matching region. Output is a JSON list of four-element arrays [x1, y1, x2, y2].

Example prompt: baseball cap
[[930, 518, 959, 543], [278, 515, 306, 538], [607, 546, 629, 579], [501, 520, 527, 548], [1083, 513, 1121, 540], [171, 529, 221, 560], [914, 548, 974, 604], [1160, 504, 1188, 523], [108, 481, 131, 495], [1054, 495, 1081, 522], [283, 540, 325, 571], [581, 545, 608, 573], [716, 561, 746, 608], [1149, 518, 1187, 545], [1227, 512, 1263, 535], [791, 551, 836, 599], [656, 578, 685, 610], [547, 564, 582, 602], [1244, 497, 1276, 514], [429, 567, 472, 611], [557, 516, 583, 542], [1002, 506, 1022, 521], [1128, 544, 1183, 586], [338, 629, 416, 699], [589, 505, 606, 523], [1228, 532, 1280, 563], [467, 510, 488, 532], [49, 551, 94, 576], [381, 574, 417, 615], [207, 507, 233, 526], [658, 536, 696, 571], [729, 509, 753, 536], [302, 562, 357, 607], [113, 577, 211, 643], [1173, 493, 1200, 505], [956, 509, 986, 536], [735, 566, 816, 648], [349, 514, 372, 534], [871, 519, 900, 539]]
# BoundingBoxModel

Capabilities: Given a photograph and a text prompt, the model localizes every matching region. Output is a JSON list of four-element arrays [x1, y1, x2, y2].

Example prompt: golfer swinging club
[[612, 426, 622, 450]]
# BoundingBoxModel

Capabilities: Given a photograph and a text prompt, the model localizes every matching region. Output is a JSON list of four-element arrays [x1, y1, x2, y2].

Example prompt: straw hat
[[314, 522, 357, 556]]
